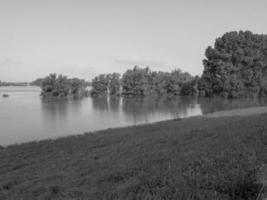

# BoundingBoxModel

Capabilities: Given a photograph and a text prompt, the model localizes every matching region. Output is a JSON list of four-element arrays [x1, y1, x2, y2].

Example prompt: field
[[0, 113, 267, 200]]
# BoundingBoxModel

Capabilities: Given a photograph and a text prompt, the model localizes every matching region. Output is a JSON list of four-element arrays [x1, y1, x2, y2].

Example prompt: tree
[[41, 74, 87, 98], [121, 66, 151, 97], [91, 74, 109, 97], [90, 66, 195, 98], [31, 78, 44, 87], [108, 73, 121, 96], [199, 31, 267, 98], [166, 69, 194, 96], [69, 78, 87, 97], [54, 74, 69, 97], [180, 76, 200, 96], [41, 73, 57, 96]]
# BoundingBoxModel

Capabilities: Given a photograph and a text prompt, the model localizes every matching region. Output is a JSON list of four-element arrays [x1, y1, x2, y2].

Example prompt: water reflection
[[91, 97, 109, 112], [92, 96, 202, 125], [198, 97, 267, 114], [40, 98, 89, 130], [1, 86, 267, 145], [91, 96, 122, 113], [121, 96, 200, 118], [41, 99, 69, 122], [108, 97, 121, 112]]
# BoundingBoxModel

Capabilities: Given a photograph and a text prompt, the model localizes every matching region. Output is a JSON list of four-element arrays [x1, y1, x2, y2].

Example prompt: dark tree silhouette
[[199, 31, 267, 98], [91, 66, 195, 98], [120, 66, 194, 97], [31, 78, 44, 87], [108, 73, 121, 96], [121, 66, 151, 97], [91, 74, 110, 97], [180, 76, 200, 96], [41, 74, 87, 98]]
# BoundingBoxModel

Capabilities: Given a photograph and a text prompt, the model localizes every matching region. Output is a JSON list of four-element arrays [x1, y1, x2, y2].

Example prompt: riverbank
[[203, 106, 267, 118], [0, 111, 266, 199]]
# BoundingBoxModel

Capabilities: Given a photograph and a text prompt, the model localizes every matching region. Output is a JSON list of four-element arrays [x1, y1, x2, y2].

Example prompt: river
[[0, 86, 267, 146]]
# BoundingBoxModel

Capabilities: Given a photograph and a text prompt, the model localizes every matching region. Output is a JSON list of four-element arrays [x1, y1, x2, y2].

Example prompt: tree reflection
[[198, 97, 267, 114], [121, 96, 201, 123], [108, 97, 121, 112], [41, 98, 83, 124], [91, 97, 109, 112], [90, 95, 202, 124]]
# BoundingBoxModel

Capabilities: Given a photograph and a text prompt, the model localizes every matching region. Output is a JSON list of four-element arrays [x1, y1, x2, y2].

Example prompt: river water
[[0, 86, 266, 146]]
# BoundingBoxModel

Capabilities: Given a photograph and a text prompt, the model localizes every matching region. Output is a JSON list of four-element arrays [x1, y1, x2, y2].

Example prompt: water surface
[[0, 86, 267, 146]]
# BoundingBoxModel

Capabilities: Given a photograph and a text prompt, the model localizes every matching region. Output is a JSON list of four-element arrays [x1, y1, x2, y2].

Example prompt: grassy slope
[[0, 114, 267, 200]]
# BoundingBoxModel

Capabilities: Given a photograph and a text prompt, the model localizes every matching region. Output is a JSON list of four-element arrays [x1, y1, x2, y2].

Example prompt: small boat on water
[[2, 94, 9, 98]]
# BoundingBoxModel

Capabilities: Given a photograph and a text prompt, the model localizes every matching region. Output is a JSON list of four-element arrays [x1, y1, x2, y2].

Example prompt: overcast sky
[[0, 0, 267, 82]]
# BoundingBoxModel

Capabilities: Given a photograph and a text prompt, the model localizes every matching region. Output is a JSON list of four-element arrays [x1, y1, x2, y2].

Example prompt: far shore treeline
[[28, 31, 267, 99], [0, 81, 28, 87]]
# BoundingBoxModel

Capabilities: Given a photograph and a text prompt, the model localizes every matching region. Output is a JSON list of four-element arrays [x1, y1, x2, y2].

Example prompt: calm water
[[0, 86, 267, 146]]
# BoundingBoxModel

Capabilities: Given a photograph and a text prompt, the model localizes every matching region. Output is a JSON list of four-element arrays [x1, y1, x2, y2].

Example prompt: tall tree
[[200, 31, 267, 98], [121, 66, 151, 97], [91, 74, 109, 97], [41, 74, 87, 98], [108, 73, 121, 96]]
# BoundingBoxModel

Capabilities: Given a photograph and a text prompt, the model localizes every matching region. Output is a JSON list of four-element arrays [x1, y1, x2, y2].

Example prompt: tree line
[[36, 30, 267, 99], [39, 74, 89, 98], [0, 81, 28, 87], [91, 66, 198, 97], [91, 31, 267, 98]]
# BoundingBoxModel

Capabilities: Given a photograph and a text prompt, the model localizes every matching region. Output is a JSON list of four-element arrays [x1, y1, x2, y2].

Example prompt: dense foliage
[[41, 74, 88, 98], [108, 73, 121, 96], [200, 31, 267, 98], [30, 78, 44, 87], [91, 66, 195, 97], [121, 66, 151, 97], [91, 73, 121, 97], [121, 66, 194, 97], [180, 76, 200, 96]]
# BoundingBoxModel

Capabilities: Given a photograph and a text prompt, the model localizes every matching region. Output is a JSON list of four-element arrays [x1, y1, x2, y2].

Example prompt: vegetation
[[91, 74, 109, 96], [41, 74, 88, 98], [200, 31, 267, 98], [91, 73, 121, 97], [90, 30, 267, 99], [108, 73, 121, 96], [1, 30, 267, 199], [180, 76, 200, 96], [91, 66, 194, 97], [3, 30, 267, 100], [30, 78, 44, 87], [121, 66, 151, 97], [0, 81, 28, 87], [0, 113, 266, 199]]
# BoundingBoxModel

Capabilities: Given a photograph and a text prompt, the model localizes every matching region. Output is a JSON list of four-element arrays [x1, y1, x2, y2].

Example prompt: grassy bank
[[0, 114, 267, 200]]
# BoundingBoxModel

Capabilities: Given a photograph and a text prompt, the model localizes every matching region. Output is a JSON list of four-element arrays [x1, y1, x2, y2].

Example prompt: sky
[[0, 0, 267, 82]]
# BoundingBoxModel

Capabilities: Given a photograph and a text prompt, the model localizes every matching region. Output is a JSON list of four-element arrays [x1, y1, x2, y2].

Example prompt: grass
[[0, 114, 266, 200]]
